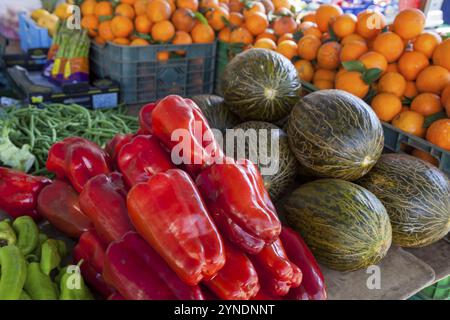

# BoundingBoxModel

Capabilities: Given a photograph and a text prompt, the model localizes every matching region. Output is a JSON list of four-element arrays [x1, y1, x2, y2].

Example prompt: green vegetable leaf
[[362, 68, 383, 84], [402, 97, 413, 106], [423, 111, 448, 128], [327, 24, 339, 42], [300, 80, 318, 93], [98, 15, 113, 23], [342, 60, 366, 73], [0, 125, 35, 172], [193, 12, 208, 25], [364, 87, 377, 104], [293, 30, 303, 42]]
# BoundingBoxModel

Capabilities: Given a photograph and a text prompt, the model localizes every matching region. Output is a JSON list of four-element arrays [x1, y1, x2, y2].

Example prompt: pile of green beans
[[1, 103, 139, 176]]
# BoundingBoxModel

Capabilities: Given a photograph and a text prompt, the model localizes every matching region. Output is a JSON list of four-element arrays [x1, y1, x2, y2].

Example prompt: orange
[[273, 0, 291, 11], [229, 27, 253, 45], [260, 0, 274, 13], [313, 79, 334, 90], [94, 36, 106, 45], [432, 39, 450, 72], [393, 8, 425, 40], [115, 3, 136, 19], [243, 2, 265, 18], [81, 15, 99, 37], [403, 81, 417, 99], [426, 119, 450, 151], [341, 33, 365, 45], [410, 93, 442, 116], [313, 69, 336, 83], [245, 12, 268, 36], [121, 0, 136, 4], [277, 33, 293, 44], [177, 0, 199, 11], [411, 149, 439, 166], [356, 10, 386, 39], [416, 65, 450, 94], [317, 41, 341, 70], [98, 20, 114, 41], [276, 40, 298, 60], [315, 4, 343, 33], [340, 40, 368, 62], [332, 13, 356, 38], [171, 8, 196, 32], [446, 97, 450, 118], [294, 60, 314, 82], [147, 0, 171, 22], [377, 72, 406, 97], [273, 16, 297, 36], [413, 31, 442, 58], [135, 15, 152, 34], [218, 27, 231, 42], [335, 71, 369, 99], [134, 0, 149, 16], [229, 12, 244, 27], [392, 110, 426, 137], [386, 63, 399, 73], [397, 50, 429, 81], [372, 31, 404, 63], [167, 0, 176, 13], [301, 12, 316, 23], [172, 30, 192, 54], [254, 38, 276, 50], [371, 93, 402, 121], [208, 7, 230, 31], [359, 51, 387, 73], [301, 23, 322, 39], [191, 23, 215, 43], [256, 29, 277, 42], [297, 35, 321, 61], [151, 20, 175, 42], [113, 37, 130, 45], [228, 0, 243, 12], [81, 0, 97, 16], [441, 84, 450, 106], [157, 51, 170, 61], [94, 1, 113, 17], [130, 38, 150, 45], [200, 0, 220, 9], [111, 16, 134, 38]]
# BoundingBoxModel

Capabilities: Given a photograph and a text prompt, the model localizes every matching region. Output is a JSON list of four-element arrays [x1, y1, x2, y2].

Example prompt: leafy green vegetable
[[0, 126, 36, 172]]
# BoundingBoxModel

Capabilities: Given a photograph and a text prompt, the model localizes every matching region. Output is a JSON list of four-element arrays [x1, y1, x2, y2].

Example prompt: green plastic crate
[[410, 276, 450, 300], [214, 41, 244, 95]]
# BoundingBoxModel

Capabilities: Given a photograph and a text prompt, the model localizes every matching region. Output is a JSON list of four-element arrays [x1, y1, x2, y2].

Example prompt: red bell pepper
[[280, 227, 327, 300], [73, 230, 114, 298], [0, 167, 51, 220], [139, 102, 157, 134], [105, 134, 134, 165], [104, 232, 205, 300], [196, 158, 281, 254], [117, 135, 175, 187], [108, 292, 125, 300], [151, 95, 224, 177], [46, 137, 111, 192], [203, 241, 260, 300], [127, 169, 225, 286], [36, 179, 92, 238], [79, 172, 134, 244]]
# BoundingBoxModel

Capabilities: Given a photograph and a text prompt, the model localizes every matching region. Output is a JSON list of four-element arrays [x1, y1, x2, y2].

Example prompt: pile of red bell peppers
[[0, 95, 326, 300]]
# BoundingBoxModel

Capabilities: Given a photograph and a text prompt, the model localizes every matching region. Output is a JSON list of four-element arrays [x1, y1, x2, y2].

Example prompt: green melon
[[232, 121, 298, 201], [357, 154, 450, 248], [285, 179, 392, 271], [221, 48, 301, 122], [287, 89, 384, 181], [190, 94, 240, 134]]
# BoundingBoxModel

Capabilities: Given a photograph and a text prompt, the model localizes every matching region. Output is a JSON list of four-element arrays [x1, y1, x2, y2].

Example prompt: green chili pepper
[[0, 245, 27, 300], [40, 239, 62, 276], [20, 291, 31, 300], [56, 240, 69, 259], [24, 262, 59, 300], [58, 265, 94, 300], [32, 233, 48, 258], [0, 219, 16, 247], [12, 216, 39, 255]]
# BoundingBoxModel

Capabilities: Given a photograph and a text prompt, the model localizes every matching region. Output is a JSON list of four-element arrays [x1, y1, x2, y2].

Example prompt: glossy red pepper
[[280, 227, 327, 300], [108, 292, 125, 300], [46, 137, 111, 192], [139, 102, 157, 134], [104, 232, 205, 300], [79, 172, 134, 244], [151, 95, 224, 177], [105, 134, 134, 165], [0, 167, 51, 220], [196, 158, 281, 254], [37, 179, 92, 238], [117, 135, 175, 187], [127, 169, 225, 286], [203, 241, 260, 300]]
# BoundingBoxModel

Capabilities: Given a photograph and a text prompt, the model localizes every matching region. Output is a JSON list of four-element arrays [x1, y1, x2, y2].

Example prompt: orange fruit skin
[[273, 16, 297, 36], [81, 15, 99, 37], [411, 149, 439, 166], [157, 51, 170, 61], [147, 0, 172, 22], [386, 63, 399, 73], [94, 36, 106, 45], [177, 0, 199, 11], [301, 23, 322, 39], [356, 10, 386, 40], [294, 60, 314, 82], [243, 2, 265, 18], [315, 4, 343, 33], [403, 81, 418, 99], [313, 79, 334, 90], [81, 0, 97, 16], [397, 50, 429, 81], [151, 20, 175, 42], [229, 12, 244, 27], [441, 84, 450, 106], [276, 40, 298, 60], [335, 71, 369, 99], [172, 8, 196, 32], [392, 110, 426, 137], [359, 51, 387, 73], [256, 29, 277, 42], [245, 12, 269, 36], [134, 0, 149, 16], [191, 23, 215, 43], [130, 38, 150, 46], [332, 13, 357, 38], [277, 33, 293, 45], [413, 31, 442, 58], [410, 93, 443, 116], [297, 35, 321, 61], [228, 0, 243, 12], [432, 39, 450, 72], [377, 72, 406, 97], [372, 31, 404, 63], [254, 38, 276, 50], [313, 69, 336, 83], [207, 7, 230, 31], [121, 0, 137, 4], [172, 30, 192, 54], [371, 93, 402, 121], [98, 21, 115, 41], [415, 65, 450, 94], [218, 27, 231, 42], [111, 16, 134, 38], [341, 33, 365, 45], [317, 41, 341, 70], [393, 8, 426, 40], [229, 27, 253, 45], [94, 1, 113, 17], [113, 37, 131, 45], [115, 3, 136, 19], [446, 98, 450, 118], [135, 15, 152, 34], [426, 119, 450, 151], [301, 12, 316, 23], [272, 0, 291, 11], [340, 40, 368, 62]]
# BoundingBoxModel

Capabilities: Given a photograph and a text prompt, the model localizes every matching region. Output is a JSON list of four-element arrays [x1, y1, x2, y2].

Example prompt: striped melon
[[285, 179, 392, 271], [287, 89, 384, 181], [357, 154, 450, 248], [232, 121, 298, 201], [221, 48, 301, 122]]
